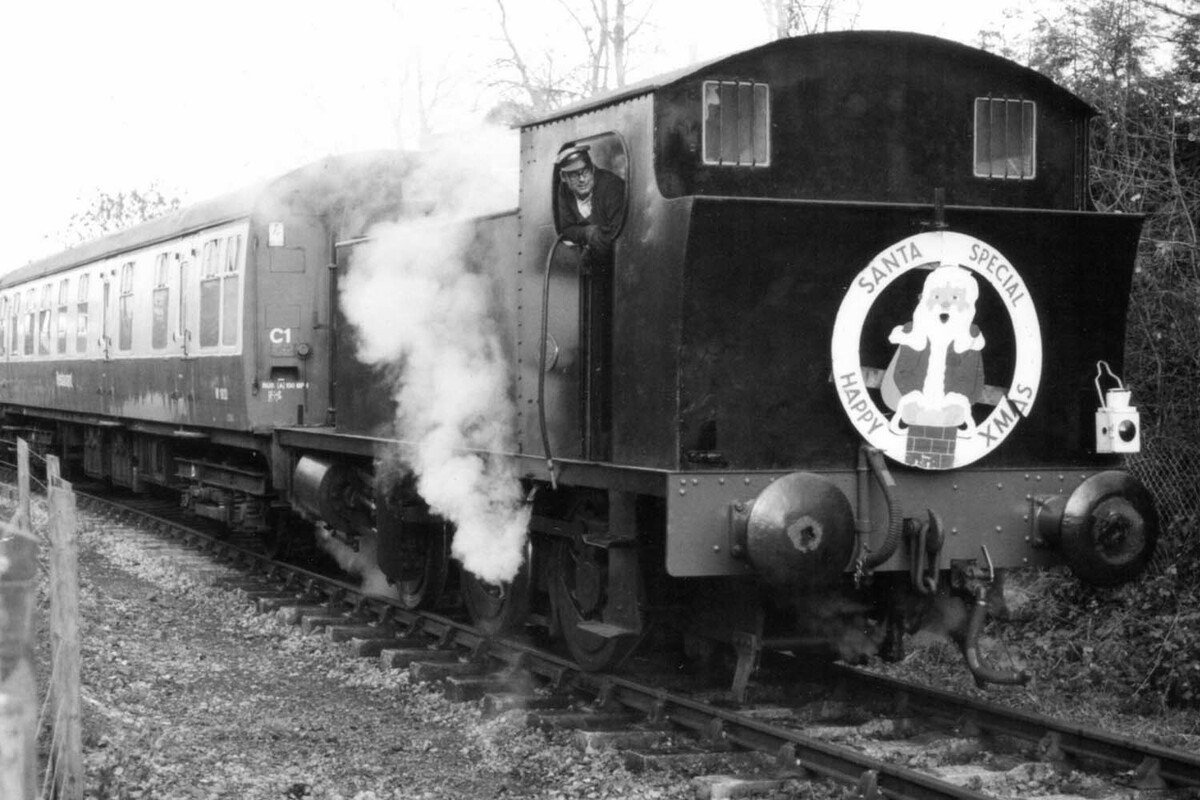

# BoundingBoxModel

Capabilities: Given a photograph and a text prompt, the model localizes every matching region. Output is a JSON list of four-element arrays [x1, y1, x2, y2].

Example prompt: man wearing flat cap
[[555, 144, 626, 271]]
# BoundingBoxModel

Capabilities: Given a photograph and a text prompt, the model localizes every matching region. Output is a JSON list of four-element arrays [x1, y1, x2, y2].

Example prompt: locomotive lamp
[[1094, 361, 1140, 454]]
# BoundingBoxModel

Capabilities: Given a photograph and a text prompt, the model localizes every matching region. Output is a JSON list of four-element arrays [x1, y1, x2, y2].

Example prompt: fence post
[[47, 455, 82, 799], [0, 439, 39, 800]]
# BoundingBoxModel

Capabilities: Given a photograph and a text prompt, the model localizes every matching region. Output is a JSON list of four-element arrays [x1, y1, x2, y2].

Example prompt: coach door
[[542, 133, 629, 462], [175, 249, 196, 423]]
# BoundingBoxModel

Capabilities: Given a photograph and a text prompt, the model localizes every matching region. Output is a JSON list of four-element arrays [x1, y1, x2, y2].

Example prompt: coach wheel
[[262, 509, 293, 560], [549, 538, 638, 672], [462, 555, 531, 637], [394, 522, 450, 611]]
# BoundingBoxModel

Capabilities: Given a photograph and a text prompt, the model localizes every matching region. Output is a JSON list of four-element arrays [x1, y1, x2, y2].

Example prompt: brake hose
[[858, 446, 904, 570]]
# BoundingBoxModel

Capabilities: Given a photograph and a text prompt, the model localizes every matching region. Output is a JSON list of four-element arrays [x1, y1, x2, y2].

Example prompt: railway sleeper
[[323, 623, 397, 644], [408, 659, 489, 683], [442, 675, 524, 703], [480, 692, 574, 717], [378, 647, 461, 670], [344, 634, 431, 658]]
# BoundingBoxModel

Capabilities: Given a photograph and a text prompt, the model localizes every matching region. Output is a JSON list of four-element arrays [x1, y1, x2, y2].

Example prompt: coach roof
[[1, 150, 412, 290]]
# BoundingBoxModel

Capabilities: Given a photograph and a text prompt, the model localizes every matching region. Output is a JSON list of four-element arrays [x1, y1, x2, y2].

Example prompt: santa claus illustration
[[881, 265, 986, 434]]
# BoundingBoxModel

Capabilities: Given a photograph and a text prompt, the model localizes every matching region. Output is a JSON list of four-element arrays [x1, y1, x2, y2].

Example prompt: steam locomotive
[[0, 32, 1157, 693]]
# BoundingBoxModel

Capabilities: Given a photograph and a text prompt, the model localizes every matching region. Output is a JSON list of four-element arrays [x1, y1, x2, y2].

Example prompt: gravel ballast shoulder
[[54, 515, 710, 800]]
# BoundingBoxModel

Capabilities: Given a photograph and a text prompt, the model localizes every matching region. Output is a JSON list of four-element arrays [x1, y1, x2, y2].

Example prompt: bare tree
[[55, 187, 183, 249], [490, 0, 655, 118], [760, 0, 863, 38], [992, 0, 1200, 447]]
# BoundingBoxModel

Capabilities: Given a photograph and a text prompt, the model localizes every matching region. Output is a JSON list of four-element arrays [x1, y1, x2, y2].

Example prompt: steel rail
[[835, 663, 1200, 788], [72, 489, 1197, 799], [81, 491, 997, 800]]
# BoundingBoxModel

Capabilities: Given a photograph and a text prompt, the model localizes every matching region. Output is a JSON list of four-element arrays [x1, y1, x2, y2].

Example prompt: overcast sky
[[1, 0, 1023, 268]]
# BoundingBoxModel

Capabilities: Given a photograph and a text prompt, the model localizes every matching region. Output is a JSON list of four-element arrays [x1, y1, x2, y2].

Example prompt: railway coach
[[0, 32, 1159, 694]]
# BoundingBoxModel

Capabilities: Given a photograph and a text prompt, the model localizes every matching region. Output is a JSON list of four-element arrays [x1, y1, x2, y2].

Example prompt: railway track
[[55, 485, 1200, 800]]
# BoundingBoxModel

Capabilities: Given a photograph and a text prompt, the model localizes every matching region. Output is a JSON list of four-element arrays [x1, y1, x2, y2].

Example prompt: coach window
[[22, 286, 33, 352], [974, 98, 1036, 179], [0, 296, 7, 356], [118, 261, 135, 351], [200, 238, 221, 348], [222, 233, 242, 346], [11, 293, 21, 356], [37, 284, 52, 356], [152, 254, 170, 350], [56, 278, 70, 354], [702, 80, 771, 166], [76, 274, 90, 354]]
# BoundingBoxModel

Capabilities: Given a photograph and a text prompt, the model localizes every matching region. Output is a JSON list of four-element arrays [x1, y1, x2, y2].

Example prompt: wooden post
[[14, 438, 30, 534], [0, 439, 39, 800], [47, 455, 82, 799]]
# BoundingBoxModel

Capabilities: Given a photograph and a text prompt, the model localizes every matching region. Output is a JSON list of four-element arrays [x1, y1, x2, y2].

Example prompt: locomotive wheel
[[394, 523, 450, 610], [549, 538, 637, 672], [461, 555, 531, 637], [261, 509, 294, 560]]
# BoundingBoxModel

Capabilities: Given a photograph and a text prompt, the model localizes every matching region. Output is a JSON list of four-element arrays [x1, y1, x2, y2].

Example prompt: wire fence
[[0, 440, 82, 800], [1126, 421, 1200, 573]]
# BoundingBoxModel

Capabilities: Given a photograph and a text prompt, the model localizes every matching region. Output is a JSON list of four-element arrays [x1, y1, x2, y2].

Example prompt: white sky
[[1, 0, 1024, 268]]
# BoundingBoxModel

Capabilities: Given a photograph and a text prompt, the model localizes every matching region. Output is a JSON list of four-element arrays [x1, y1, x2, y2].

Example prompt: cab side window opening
[[56, 278, 70, 354], [702, 80, 771, 166], [118, 261, 135, 351], [152, 254, 170, 350], [76, 274, 90, 354], [552, 134, 630, 264], [974, 97, 1036, 179]]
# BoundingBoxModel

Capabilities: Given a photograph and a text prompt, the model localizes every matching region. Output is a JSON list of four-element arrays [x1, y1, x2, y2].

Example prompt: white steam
[[315, 527, 397, 599], [340, 128, 530, 585]]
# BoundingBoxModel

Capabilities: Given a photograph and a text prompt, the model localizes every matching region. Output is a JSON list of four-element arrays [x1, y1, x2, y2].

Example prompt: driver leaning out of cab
[[556, 145, 625, 270]]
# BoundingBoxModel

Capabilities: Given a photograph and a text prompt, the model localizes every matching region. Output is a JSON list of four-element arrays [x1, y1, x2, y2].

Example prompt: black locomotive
[[0, 32, 1157, 693]]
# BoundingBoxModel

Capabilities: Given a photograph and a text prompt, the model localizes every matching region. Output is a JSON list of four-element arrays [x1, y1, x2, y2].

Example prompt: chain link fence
[[1125, 419, 1200, 573]]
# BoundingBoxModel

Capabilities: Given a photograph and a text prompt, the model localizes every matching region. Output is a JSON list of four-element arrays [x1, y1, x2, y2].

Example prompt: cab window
[[974, 97, 1036, 179], [702, 80, 770, 166], [551, 133, 629, 242]]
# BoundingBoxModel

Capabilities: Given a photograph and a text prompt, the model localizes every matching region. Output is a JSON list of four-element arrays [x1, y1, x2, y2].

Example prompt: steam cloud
[[340, 128, 530, 585], [315, 527, 397, 599]]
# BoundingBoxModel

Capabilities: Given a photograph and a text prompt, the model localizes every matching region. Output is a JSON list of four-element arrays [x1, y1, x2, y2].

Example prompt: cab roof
[[520, 30, 1092, 128]]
